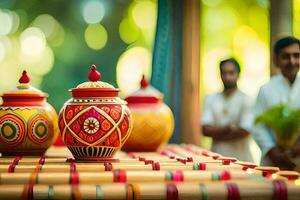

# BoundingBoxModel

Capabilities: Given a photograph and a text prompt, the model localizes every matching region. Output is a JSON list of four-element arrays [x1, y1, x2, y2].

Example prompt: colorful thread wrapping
[[70, 162, 77, 172], [113, 170, 127, 182], [226, 182, 240, 200], [22, 184, 34, 200], [152, 162, 160, 171], [199, 183, 209, 200], [104, 163, 113, 171], [173, 171, 184, 182], [38, 156, 46, 165], [144, 160, 154, 165], [7, 164, 16, 173], [69, 171, 80, 185], [187, 157, 193, 162], [95, 185, 104, 200], [273, 180, 287, 200], [48, 185, 54, 200], [138, 157, 145, 161], [211, 172, 220, 181], [71, 185, 81, 200], [220, 170, 231, 181], [12, 156, 22, 165], [198, 163, 207, 170], [166, 183, 179, 200], [127, 183, 140, 200], [126, 184, 133, 200]]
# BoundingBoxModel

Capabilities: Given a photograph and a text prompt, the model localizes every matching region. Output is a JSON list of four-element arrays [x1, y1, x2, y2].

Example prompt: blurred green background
[[0, 0, 157, 111], [0, 0, 299, 112]]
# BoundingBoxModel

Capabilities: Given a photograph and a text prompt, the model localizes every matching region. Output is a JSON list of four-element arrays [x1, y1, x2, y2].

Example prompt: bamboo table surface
[[0, 144, 299, 200]]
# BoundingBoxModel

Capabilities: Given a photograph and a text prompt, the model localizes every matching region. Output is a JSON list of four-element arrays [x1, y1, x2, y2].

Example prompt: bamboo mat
[[0, 144, 299, 200]]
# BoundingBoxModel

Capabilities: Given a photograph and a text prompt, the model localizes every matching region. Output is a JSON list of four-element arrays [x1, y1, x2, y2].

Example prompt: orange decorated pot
[[0, 71, 58, 156], [122, 76, 174, 152], [58, 65, 132, 161]]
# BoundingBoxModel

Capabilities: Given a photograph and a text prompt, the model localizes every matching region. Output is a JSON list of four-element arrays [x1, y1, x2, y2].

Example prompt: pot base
[[67, 157, 119, 163]]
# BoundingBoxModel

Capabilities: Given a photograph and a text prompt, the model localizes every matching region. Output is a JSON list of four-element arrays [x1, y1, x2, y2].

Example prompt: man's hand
[[202, 124, 249, 141], [267, 147, 296, 170]]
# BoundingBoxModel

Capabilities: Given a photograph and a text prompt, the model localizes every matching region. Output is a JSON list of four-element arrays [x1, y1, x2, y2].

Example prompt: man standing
[[201, 58, 254, 162], [253, 36, 300, 169]]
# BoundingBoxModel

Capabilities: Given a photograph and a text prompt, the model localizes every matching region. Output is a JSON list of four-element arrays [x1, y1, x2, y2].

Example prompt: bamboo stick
[[0, 181, 299, 200], [0, 170, 262, 185]]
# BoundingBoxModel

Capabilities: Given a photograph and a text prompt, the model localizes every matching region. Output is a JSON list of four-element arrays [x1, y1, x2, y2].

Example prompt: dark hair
[[274, 36, 300, 56], [219, 58, 241, 74]]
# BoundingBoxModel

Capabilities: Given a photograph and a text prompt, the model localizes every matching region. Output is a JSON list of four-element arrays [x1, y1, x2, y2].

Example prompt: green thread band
[[211, 172, 220, 181], [48, 185, 54, 200], [39, 164, 43, 171], [96, 185, 104, 200], [165, 171, 173, 181], [192, 163, 198, 170], [200, 183, 209, 200]]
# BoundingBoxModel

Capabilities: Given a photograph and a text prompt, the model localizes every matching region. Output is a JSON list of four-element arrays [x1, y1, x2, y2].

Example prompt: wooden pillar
[[180, 0, 201, 145], [270, 0, 293, 75]]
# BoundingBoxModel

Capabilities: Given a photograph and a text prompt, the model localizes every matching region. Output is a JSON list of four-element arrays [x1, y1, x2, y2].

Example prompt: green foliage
[[255, 104, 300, 140]]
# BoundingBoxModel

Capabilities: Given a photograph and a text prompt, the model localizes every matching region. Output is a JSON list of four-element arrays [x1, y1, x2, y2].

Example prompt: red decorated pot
[[58, 65, 132, 161], [0, 71, 58, 156], [122, 75, 174, 152]]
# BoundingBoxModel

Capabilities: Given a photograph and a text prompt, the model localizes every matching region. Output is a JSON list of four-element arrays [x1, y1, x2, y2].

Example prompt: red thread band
[[38, 156, 45, 165], [113, 170, 127, 182], [70, 162, 77, 172], [173, 171, 184, 182], [166, 183, 179, 200], [104, 163, 113, 171], [152, 162, 160, 171], [8, 164, 16, 173], [198, 163, 206, 170], [69, 171, 79, 185]]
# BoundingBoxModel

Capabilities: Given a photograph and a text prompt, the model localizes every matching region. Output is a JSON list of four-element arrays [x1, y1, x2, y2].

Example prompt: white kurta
[[201, 89, 254, 162], [252, 74, 300, 165]]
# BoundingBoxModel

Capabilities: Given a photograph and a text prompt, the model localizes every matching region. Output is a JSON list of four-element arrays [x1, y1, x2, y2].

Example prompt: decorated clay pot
[[122, 75, 174, 152], [0, 71, 58, 156], [58, 65, 132, 161]]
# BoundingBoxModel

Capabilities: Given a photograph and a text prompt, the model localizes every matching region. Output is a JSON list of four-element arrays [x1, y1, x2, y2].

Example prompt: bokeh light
[[0, 36, 12, 62], [84, 24, 107, 50], [131, 1, 157, 29], [295, 179, 300, 186], [20, 46, 54, 76], [0, 9, 13, 36], [33, 14, 58, 38], [82, 0, 105, 24], [55, 31, 79, 62], [201, 47, 231, 94], [202, 0, 222, 7], [294, 0, 300, 38], [116, 46, 152, 96], [119, 18, 140, 44], [0, 41, 6, 62], [20, 27, 46, 56], [32, 14, 65, 47], [10, 11, 20, 34], [239, 42, 269, 96]]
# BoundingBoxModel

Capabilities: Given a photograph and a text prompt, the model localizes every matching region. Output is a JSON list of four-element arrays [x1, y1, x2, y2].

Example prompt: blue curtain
[[151, 0, 183, 143]]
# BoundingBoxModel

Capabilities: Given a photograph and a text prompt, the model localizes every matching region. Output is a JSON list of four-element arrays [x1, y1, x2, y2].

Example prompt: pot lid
[[125, 75, 163, 103], [1, 70, 47, 99], [70, 65, 119, 98]]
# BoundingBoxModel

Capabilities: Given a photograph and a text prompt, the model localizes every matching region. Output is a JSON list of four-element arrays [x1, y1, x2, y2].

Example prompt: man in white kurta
[[201, 58, 254, 162], [252, 36, 300, 169]]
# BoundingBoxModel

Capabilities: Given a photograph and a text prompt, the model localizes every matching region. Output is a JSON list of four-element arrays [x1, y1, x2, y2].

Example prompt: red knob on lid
[[140, 75, 149, 88], [88, 65, 101, 82], [19, 70, 30, 84]]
